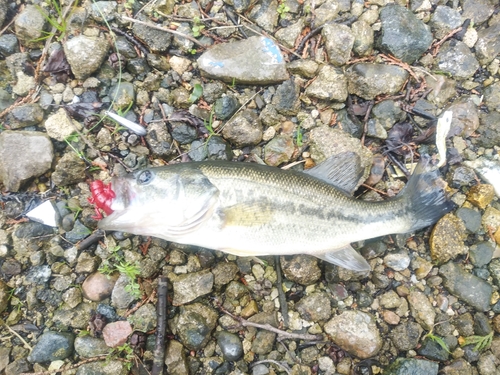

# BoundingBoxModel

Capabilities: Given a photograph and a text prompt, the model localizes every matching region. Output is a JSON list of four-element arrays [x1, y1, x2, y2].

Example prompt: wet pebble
[[74, 336, 110, 358], [221, 109, 263, 148], [82, 272, 118, 302], [383, 250, 410, 271], [165, 340, 189, 375], [212, 262, 239, 287], [213, 95, 239, 120], [170, 269, 214, 306], [27, 331, 74, 363], [128, 304, 157, 332], [295, 291, 332, 321], [102, 321, 133, 347], [65, 220, 91, 243], [14, 5, 47, 48], [170, 302, 218, 350], [304, 64, 347, 101], [111, 274, 138, 309], [417, 336, 450, 361], [430, 213, 467, 264], [456, 207, 482, 233], [440, 262, 493, 311], [324, 310, 382, 359], [408, 290, 435, 330], [386, 358, 438, 375], [216, 331, 243, 361], [347, 63, 408, 100], [63, 35, 109, 80], [280, 255, 321, 285], [389, 321, 423, 351], [469, 242, 494, 268], [264, 135, 295, 166]]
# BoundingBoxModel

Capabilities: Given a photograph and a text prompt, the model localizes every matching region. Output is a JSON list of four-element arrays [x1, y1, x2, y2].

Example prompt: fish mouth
[[108, 177, 134, 213]]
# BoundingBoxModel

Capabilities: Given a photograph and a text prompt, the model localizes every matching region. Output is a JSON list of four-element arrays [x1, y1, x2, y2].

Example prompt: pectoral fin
[[315, 245, 371, 272]]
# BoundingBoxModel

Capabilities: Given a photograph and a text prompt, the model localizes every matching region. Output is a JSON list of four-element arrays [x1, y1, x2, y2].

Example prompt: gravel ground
[[1, 0, 500, 374]]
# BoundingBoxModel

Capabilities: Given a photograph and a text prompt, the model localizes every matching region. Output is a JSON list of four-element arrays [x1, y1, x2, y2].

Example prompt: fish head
[[98, 165, 219, 238]]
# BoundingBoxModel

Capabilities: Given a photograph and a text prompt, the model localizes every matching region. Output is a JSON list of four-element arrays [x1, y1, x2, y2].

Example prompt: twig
[[121, 16, 206, 47], [1, 321, 33, 350], [379, 54, 421, 83], [151, 277, 168, 375], [75, 229, 105, 251], [431, 26, 463, 56], [274, 256, 289, 328], [220, 307, 323, 341], [360, 101, 374, 146], [251, 360, 292, 375]]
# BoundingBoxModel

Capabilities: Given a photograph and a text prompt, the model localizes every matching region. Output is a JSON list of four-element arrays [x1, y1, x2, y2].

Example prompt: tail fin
[[401, 155, 455, 232]]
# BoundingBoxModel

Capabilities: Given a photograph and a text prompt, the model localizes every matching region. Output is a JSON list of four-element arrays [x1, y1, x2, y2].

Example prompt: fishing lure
[[88, 180, 115, 219]]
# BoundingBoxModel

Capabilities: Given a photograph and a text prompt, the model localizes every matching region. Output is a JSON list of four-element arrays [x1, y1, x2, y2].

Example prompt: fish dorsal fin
[[304, 152, 364, 195], [315, 245, 371, 272]]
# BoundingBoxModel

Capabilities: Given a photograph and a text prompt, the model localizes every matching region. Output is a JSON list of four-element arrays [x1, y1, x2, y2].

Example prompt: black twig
[[275, 256, 289, 328], [151, 276, 168, 375]]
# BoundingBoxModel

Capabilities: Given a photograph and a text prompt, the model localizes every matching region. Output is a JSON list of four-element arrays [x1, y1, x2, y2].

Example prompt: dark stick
[[275, 256, 289, 328], [151, 276, 168, 375], [75, 229, 105, 251]]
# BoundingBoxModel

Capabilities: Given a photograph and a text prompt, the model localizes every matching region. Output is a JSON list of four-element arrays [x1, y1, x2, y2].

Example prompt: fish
[[95, 153, 454, 272]]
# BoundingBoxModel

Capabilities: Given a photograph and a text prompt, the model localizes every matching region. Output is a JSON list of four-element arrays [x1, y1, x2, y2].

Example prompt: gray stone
[[275, 19, 303, 49], [0, 280, 10, 314], [304, 64, 347, 102], [28, 331, 75, 363], [165, 340, 189, 375], [389, 321, 423, 351], [264, 134, 295, 167], [272, 79, 300, 115], [469, 242, 494, 268], [65, 220, 91, 243], [129, 303, 157, 332], [280, 255, 321, 285], [212, 262, 239, 287], [314, 1, 340, 27], [386, 358, 438, 375], [347, 63, 408, 100], [439, 262, 492, 311], [475, 20, 500, 65], [378, 4, 433, 64], [111, 274, 138, 309], [417, 336, 450, 361], [52, 152, 87, 186], [0, 88, 14, 111], [14, 5, 47, 48], [429, 6, 462, 39], [295, 291, 332, 321], [447, 99, 480, 138], [75, 360, 127, 375], [489, 259, 500, 288], [90, 1, 117, 22], [0, 131, 54, 192], [109, 82, 135, 112], [462, 0, 495, 25], [171, 269, 214, 305], [351, 20, 374, 57], [74, 336, 111, 358], [286, 59, 319, 79], [436, 41, 479, 80], [247, 0, 278, 32], [217, 331, 243, 361], [324, 310, 382, 359], [408, 290, 435, 330], [322, 24, 354, 66], [5, 359, 30, 375], [456, 207, 482, 233], [171, 122, 197, 144], [0, 34, 20, 56], [197, 36, 288, 85], [474, 111, 500, 149], [170, 302, 218, 350], [214, 95, 239, 120], [222, 109, 262, 148], [64, 35, 109, 79], [205, 136, 233, 160], [132, 14, 172, 52], [146, 122, 174, 156], [44, 108, 83, 141]]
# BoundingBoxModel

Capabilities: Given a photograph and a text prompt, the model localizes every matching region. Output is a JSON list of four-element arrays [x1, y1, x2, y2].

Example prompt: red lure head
[[89, 180, 116, 218]]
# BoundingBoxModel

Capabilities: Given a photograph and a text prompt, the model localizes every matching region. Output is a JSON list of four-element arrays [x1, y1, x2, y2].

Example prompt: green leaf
[[189, 83, 203, 103], [461, 332, 493, 352]]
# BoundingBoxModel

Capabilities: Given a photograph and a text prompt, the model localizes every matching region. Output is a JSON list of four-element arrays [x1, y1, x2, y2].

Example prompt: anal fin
[[315, 245, 371, 272]]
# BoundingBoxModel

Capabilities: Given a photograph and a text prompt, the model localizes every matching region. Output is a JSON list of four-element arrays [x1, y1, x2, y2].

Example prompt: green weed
[[34, 0, 79, 42], [189, 83, 203, 103], [460, 332, 494, 352], [192, 17, 205, 37], [425, 333, 451, 353], [277, 1, 290, 18]]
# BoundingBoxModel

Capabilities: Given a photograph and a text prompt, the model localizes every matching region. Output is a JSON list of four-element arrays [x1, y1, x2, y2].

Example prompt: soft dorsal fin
[[304, 152, 364, 195]]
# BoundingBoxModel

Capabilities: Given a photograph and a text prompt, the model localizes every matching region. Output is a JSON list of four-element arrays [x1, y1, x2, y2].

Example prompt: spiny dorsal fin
[[304, 152, 364, 195]]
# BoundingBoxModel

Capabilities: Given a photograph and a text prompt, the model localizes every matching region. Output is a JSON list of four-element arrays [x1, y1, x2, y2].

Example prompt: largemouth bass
[[96, 155, 454, 271]]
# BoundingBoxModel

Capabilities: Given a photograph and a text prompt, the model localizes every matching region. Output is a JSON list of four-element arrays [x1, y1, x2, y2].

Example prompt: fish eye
[[137, 170, 153, 185]]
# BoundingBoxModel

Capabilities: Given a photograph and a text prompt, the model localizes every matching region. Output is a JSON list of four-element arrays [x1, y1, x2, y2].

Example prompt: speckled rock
[[212, 262, 239, 287], [165, 340, 189, 375], [128, 303, 157, 332], [74, 336, 111, 358], [64, 35, 109, 79], [430, 213, 467, 264], [170, 269, 214, 306], [408, 290, 435, 330], [52, 152, 87, 186], [170, 302, 218, 351], [324, 310, 382, 359], [389, 321, 423, 351], [385, 358, 438, 375], [221, 109, 263, 148], [102, 321, 133, 347], [5, 104, 44, 129], [322, 24, 354, 67], [27, 331, 75, 363], [436, 40, 479, 80], [14, 5, 47, 48], [295, 291, 332, 321], [467, 184, 495, 209], [0, 131, 54, 192], [0, 280, 10, 314], [263, 134, 295, 166], [280, 255, 321, 285], [304, 64, 348, 102], [347, 63, 409, 100], [44, 108, 83, 142]]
